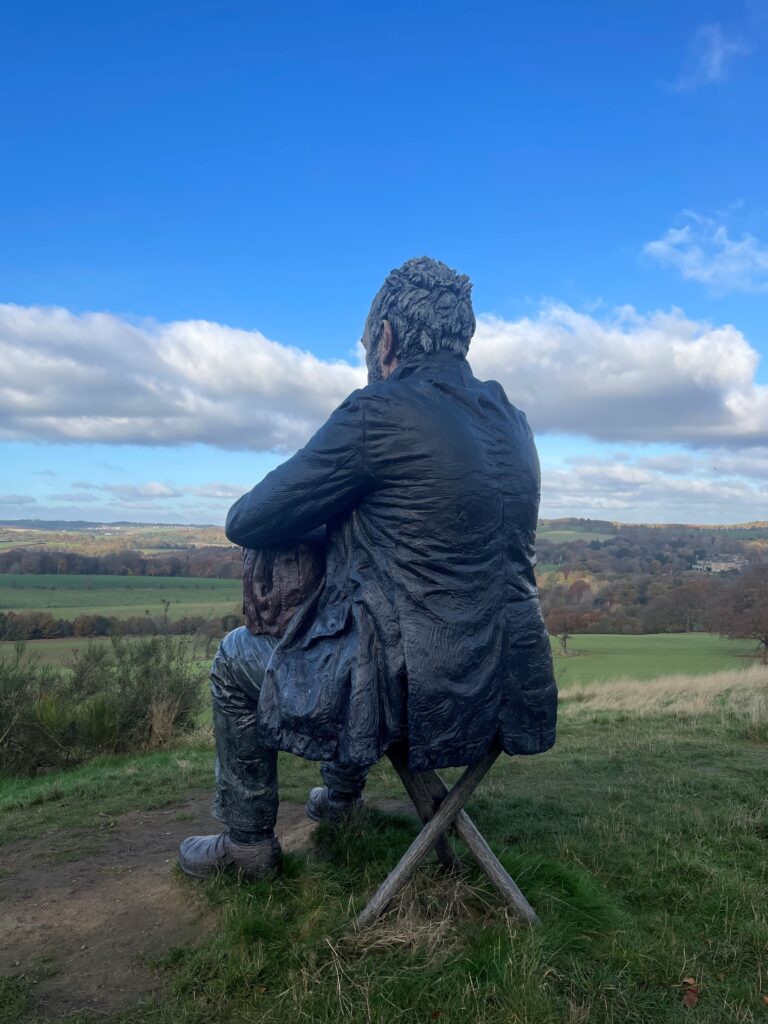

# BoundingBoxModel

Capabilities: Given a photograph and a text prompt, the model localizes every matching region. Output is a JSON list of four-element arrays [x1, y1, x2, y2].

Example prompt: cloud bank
[[541, 448, 768, 523], [1, 301, 767, 454], [0, 304, 362, 454]]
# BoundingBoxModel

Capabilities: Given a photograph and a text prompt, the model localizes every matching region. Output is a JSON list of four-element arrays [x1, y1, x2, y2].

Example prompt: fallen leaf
[[431, 1013, 442, 1020], [682, 979, 700, 1009], [762, 995, 768, 1005]]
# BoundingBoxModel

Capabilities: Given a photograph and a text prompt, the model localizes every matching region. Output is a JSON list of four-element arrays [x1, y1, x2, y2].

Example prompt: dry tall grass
[[560, 664, 768, 720], [148, 696, 182, 749]]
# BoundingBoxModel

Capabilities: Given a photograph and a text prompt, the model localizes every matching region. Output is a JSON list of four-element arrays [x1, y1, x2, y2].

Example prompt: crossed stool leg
[[355, 738, 539, 930]]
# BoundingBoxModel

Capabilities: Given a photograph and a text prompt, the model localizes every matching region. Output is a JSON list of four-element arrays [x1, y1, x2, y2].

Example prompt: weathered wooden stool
[[355, 736, 539, 929]]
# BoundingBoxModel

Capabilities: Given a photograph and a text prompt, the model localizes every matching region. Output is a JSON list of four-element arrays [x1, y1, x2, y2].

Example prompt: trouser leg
[[320, 759, 370, 801], [210, 627, 279, 841]]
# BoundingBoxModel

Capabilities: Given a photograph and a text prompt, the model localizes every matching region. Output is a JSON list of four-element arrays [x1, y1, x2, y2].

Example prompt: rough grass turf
[[1, 668, 767, 1023]]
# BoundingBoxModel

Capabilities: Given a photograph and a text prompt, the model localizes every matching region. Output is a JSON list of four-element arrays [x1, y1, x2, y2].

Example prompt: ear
[[380, 319, 396, 363]]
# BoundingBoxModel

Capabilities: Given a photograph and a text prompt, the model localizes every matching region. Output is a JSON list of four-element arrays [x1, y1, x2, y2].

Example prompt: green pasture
[[552, 632, 758, 687], [2, 630, 758, 684], [0, 635, 217, 671], [0, 572, 242, 621], [0, 635, 132, 667]]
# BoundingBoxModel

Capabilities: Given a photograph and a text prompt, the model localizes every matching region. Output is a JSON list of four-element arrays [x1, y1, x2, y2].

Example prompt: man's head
[[242, 536, 325, 637], [362, 257, 476, 383]]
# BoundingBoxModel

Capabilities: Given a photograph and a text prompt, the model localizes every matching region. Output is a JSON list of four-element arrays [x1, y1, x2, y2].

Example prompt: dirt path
[[0, 793, 412, 1018]]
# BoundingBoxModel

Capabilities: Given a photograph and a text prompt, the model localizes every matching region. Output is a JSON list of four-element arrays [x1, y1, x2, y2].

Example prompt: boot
[[178, 832, 281, 879], [305, 786, 364, 823]]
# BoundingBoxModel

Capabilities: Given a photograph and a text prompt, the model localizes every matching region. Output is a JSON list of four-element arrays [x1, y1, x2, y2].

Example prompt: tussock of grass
[[346, 871, 496, 958]]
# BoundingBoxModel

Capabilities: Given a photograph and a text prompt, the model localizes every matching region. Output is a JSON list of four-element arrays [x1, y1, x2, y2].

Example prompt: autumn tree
[[545, 608, 594, 655], [719, 567, 768, 662]]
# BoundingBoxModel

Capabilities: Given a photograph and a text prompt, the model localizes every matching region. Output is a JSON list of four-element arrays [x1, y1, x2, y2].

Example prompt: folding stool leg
[[419, 771, 539, 925], [387, 744, 462, 873], [355, 741, 501, 930]]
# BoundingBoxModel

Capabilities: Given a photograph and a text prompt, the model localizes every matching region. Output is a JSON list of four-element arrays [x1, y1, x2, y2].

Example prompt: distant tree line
[[543, 566, 768, 662], [536, 524, 761, 577], [0, 546, 241, 578], [0, 609, 243, 648], [1, 521, 764, 582]]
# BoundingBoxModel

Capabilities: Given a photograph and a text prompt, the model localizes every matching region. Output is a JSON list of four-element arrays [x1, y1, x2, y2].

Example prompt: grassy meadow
[[0, 572, 242, 621], [4, 630, 759, 685], [552, 632, 758, 686], [1, 666, 766, 1023]]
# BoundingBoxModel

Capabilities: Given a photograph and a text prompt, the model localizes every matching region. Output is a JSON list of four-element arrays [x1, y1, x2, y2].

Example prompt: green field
[[3, 630, 759, 688], [0, 635, 218, 671], [0, 572, 242, 621], [552, 632, 758, 686]]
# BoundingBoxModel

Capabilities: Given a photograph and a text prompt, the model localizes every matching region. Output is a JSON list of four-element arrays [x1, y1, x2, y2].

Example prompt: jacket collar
[[389, 349, 472, 383]]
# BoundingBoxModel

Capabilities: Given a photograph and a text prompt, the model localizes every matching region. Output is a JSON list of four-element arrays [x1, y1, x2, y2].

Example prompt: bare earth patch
[[0, 792, 406, 1018]]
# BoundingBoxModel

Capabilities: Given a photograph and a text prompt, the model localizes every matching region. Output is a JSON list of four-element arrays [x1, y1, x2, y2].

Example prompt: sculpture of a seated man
[[180, 256, 557, 879]]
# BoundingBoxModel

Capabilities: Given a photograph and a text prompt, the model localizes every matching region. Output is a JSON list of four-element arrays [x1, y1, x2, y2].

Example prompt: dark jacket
[[226, 350, 557, 772]]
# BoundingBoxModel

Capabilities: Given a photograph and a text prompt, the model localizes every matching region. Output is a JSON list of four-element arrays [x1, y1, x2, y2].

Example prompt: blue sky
[[1, 0, 768, 524]]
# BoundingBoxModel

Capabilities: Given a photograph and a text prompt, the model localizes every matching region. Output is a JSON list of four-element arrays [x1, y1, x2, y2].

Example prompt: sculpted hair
[[369, 256, 476, 364]]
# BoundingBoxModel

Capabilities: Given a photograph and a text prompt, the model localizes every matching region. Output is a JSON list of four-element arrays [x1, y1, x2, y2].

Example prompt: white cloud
[[44, 480, 247, 508], [0, 494, 38, 506], [541, 449, 768, 523], [2, 300, 768, 455], [471, 304, 768, 446], [48, 491, 101, 503], [674, 23, 751, 90], [0, 304, 362, 454], [644, 212, 768, 292], [42, 482, 184, 507], [189, 483, 247, 499], [102, 482, 182, 500]]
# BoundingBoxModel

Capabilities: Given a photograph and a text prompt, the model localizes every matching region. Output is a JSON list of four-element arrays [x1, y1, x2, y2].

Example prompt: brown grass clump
[[148, 697, 182, 749], [345, 870, 503, 960], [560, 664, 768, 721]]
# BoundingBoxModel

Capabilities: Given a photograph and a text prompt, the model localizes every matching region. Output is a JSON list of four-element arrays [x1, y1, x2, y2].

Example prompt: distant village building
[[691, 555, 747, 574]]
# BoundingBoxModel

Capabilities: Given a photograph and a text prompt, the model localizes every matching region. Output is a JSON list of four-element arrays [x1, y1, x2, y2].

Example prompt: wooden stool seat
[[355, 737, 539, 929]]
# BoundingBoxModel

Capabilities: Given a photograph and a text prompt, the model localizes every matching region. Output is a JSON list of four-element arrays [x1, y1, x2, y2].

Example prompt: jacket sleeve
[[225, 390, 372, 548]]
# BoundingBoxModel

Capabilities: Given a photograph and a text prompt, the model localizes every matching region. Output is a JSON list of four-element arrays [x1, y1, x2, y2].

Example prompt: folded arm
[[226, 391, 372, 549]]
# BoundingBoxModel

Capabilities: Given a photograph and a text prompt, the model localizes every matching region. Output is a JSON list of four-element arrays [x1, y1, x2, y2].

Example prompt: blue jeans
[[210, 627, 370, 839]]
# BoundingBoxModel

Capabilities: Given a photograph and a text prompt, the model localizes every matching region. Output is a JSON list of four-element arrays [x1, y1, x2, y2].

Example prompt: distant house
[[691, 555, 747, 574]]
